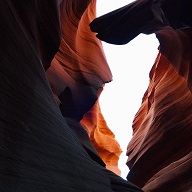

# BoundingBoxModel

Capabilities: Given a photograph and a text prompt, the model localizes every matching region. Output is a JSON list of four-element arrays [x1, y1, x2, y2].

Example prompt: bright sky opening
[[96, 0, 160, 179]]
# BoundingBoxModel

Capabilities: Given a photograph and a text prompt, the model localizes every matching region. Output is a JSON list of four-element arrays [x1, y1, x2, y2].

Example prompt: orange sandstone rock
[[127, 53, 192, 190], [81, 87, 122, 176], [46, 0, 123, 174]]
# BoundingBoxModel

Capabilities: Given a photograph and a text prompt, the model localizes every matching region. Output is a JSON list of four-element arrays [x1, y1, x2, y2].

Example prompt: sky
[[96, 0, 159, 179]]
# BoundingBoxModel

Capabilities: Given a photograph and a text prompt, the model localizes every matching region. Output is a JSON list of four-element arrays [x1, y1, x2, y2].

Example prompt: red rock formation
[[46, 0, 123, 175], [81, 87, 122, 176], [127, 52, 192, 191], [90, 0, 192, 191], [47, 0, 112, 120]]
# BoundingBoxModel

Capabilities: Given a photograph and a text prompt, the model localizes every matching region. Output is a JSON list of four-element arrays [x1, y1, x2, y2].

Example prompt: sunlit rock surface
[[91, 0, 192, 191], [46, 0, 123, 175], [0, 0, 143, 191], [81, 87, 122, 176]]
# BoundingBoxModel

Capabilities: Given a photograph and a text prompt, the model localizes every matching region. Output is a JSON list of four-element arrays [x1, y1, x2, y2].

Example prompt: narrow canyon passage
[[1, 0, 192, 191], [99, 33, 159, 178]]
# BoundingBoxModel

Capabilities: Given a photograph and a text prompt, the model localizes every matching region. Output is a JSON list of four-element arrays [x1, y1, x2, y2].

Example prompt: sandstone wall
[[0, 0, 142, 191]]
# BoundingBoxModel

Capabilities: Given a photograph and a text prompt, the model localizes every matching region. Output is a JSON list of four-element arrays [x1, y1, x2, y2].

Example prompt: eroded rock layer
[[91, 0, 192, 191], [127, 52, 192, 191], [46, 0, 123, 174], [0, 0, 143, 191], [81, 87, 122, 176]]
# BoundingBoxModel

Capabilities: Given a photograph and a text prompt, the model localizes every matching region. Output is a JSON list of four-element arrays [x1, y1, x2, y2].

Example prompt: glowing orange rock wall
[[81, 87, 122, 176], [127, 25, 192, 191], [127, 51, 192, 191], [46, 0, 122, 174]]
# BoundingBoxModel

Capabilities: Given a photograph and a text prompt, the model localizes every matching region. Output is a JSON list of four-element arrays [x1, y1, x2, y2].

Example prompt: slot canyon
[[0, 0, 192, 191]]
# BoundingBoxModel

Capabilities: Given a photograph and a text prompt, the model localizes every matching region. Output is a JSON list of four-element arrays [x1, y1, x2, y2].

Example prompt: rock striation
[[91, 0, 192, 191], [81, 87, 122, 176], [0, 0, 142, 191]]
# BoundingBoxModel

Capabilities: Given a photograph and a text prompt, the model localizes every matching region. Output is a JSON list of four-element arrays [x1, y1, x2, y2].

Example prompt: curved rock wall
[[81, 87, 122, 176], [0, 0, 143, 191], [128, 4, 192, 191], [46, 0, 122, 174], [127, 52, 192, 191]]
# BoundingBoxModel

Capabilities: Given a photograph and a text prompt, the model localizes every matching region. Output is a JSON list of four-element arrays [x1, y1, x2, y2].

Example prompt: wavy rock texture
[[0, 0, 143, 191], [46, 0, 123, 174], [127, 52, 192, 191], [91, 0, 192, 191], [81, 87, 122, 176]]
